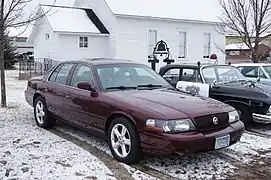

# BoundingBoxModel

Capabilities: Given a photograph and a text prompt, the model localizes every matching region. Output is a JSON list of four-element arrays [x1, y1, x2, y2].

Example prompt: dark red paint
[[25, 59, 245, 155]]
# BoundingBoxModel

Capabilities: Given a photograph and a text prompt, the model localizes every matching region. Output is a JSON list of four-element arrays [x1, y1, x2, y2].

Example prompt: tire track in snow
[[246, 129, 271, 139], [49, 128, 178, 180], [49, 128, 134, 180]]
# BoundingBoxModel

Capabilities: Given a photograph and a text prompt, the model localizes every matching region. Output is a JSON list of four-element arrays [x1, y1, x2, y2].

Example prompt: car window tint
[[181, 68, 200, 82], [54, 64, 74, 84], [162, 68, 180, 85], [97, 67, 118, 89], [71, 64, 93, 87], [48, 64, 62, 82], [97, 65, 170, 89], [238, 66, 266, 79]]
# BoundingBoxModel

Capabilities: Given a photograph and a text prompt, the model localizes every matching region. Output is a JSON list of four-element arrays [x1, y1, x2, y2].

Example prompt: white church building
[[28, 0, 225, 69]]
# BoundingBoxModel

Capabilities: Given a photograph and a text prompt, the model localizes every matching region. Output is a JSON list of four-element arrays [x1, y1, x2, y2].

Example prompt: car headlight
[[146, 119, 196, 133], [228, 110, 240, 123]]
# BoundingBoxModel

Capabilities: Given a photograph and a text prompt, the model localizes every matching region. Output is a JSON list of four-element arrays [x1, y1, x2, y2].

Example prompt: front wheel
[[233, 104, 253, 128], [108, 117, 141, 164]]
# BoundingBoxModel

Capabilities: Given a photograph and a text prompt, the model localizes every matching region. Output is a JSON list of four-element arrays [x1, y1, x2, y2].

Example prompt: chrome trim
[[252, 113, 271, 124]]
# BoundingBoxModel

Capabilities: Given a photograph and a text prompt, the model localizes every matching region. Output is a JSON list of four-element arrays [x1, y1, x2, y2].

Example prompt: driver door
[[62, 63, 103, 131]]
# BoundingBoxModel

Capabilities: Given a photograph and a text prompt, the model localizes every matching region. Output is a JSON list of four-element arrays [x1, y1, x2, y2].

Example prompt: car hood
[[108, 89, 233, 119], [213, 81, 271, 103]]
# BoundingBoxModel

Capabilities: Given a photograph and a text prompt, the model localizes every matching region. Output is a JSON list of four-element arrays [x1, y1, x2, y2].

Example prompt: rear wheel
[[108, 117, 141, 164], [34, 97, 55, 128]]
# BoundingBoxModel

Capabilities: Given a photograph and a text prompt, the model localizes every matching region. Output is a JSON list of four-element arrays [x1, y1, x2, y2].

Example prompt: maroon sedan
[[25, 59, 245, 164]]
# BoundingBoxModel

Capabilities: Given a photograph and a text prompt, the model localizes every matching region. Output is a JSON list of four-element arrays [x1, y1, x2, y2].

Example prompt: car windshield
[[262, 66, 271, 77], [202, 65, 246, 84], [96, 64, 172, 90]]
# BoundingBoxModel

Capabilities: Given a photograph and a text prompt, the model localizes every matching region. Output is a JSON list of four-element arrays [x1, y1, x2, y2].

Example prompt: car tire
[[108, 117, 141, 164], [233, 103, 253, 128], [34, 96, 55, 129]]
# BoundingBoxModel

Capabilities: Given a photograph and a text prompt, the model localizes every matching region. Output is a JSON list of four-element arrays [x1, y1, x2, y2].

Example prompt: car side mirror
[[77, 82, 98, 97]]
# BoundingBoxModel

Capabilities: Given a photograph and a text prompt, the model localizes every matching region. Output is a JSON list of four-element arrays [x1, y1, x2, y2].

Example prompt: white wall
[[32, 16, 59, 61], [116, 17, 225, 69], [74, 0, 118, 58], [55, 34, 109, 61]]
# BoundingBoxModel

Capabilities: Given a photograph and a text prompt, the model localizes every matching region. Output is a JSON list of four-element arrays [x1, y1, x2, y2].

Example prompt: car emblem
[[213, 117, 219, 125]]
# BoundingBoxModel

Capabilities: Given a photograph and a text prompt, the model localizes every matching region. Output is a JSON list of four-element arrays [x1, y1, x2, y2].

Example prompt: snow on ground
[[56, 124, 158, 180], [2, 70, 271, 180], [249, 124, 271, 136], [0, 71, 115, 180]]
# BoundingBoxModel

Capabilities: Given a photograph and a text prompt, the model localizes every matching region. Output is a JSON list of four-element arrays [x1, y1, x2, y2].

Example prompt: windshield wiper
[[106, 86, 137, 90], [137, 84, 164, 88]]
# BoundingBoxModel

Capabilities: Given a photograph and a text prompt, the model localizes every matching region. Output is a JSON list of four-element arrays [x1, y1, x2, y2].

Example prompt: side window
[[238, 66, 266, 79], [71, 64, 93, 87], [162, 68, 180, 86], [202, 67, 216, 84], [54, 64, 74, 84], [181, 68, 200, 82], [48, 65, 62, 82]]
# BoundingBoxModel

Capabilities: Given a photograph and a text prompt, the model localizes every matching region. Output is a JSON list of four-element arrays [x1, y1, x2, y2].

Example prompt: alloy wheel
[[110, 124, 131, 158], [35, 101, 45, 124]]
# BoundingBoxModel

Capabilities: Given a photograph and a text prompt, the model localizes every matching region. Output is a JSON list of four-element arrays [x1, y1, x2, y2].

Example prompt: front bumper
[[253, 113, 271, 124], [140, 121, 245, 155]]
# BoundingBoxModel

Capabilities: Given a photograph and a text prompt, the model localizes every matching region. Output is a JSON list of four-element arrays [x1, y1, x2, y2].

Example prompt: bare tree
[[218, 0, 271, 63], [0, 0, 55, 107]]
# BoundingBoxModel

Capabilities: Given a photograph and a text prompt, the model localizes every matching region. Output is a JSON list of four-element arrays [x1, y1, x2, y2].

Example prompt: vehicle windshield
[[202, 65, 246, 84], [262, 66, 271, 77], [96, 64, 172, 90]]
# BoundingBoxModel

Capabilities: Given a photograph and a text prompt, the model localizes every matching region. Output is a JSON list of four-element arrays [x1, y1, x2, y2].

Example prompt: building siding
[[32, 16, 58, 61], [74, 0, 118, 58], [55, 34, 109, 61], [116, 17, 225, 69]]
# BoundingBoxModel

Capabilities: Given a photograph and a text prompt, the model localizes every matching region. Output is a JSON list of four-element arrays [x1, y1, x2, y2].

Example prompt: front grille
[[193, 113, 229, 132]]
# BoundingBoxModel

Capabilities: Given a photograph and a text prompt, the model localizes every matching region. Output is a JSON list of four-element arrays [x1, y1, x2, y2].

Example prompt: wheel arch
[[33, 92, 45, 105], [224, 100, 251, 112], [104, 112, 137, 137]]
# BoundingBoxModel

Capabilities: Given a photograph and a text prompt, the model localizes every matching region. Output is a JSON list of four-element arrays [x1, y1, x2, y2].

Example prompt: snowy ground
[[1, 70, 271, 180], [0, 71, 115, 180]]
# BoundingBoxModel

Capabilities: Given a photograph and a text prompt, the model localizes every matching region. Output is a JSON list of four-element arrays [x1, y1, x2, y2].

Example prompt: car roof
[[160, 64, 199, 70], [232, 63, 271, 67], [59, 58, 143, 66], [159, 63, 233, 71]]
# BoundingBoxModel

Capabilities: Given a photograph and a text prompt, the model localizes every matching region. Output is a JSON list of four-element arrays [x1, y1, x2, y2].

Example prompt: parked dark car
[[25, 59, 244, 164], [159, 63, 271, 127]]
